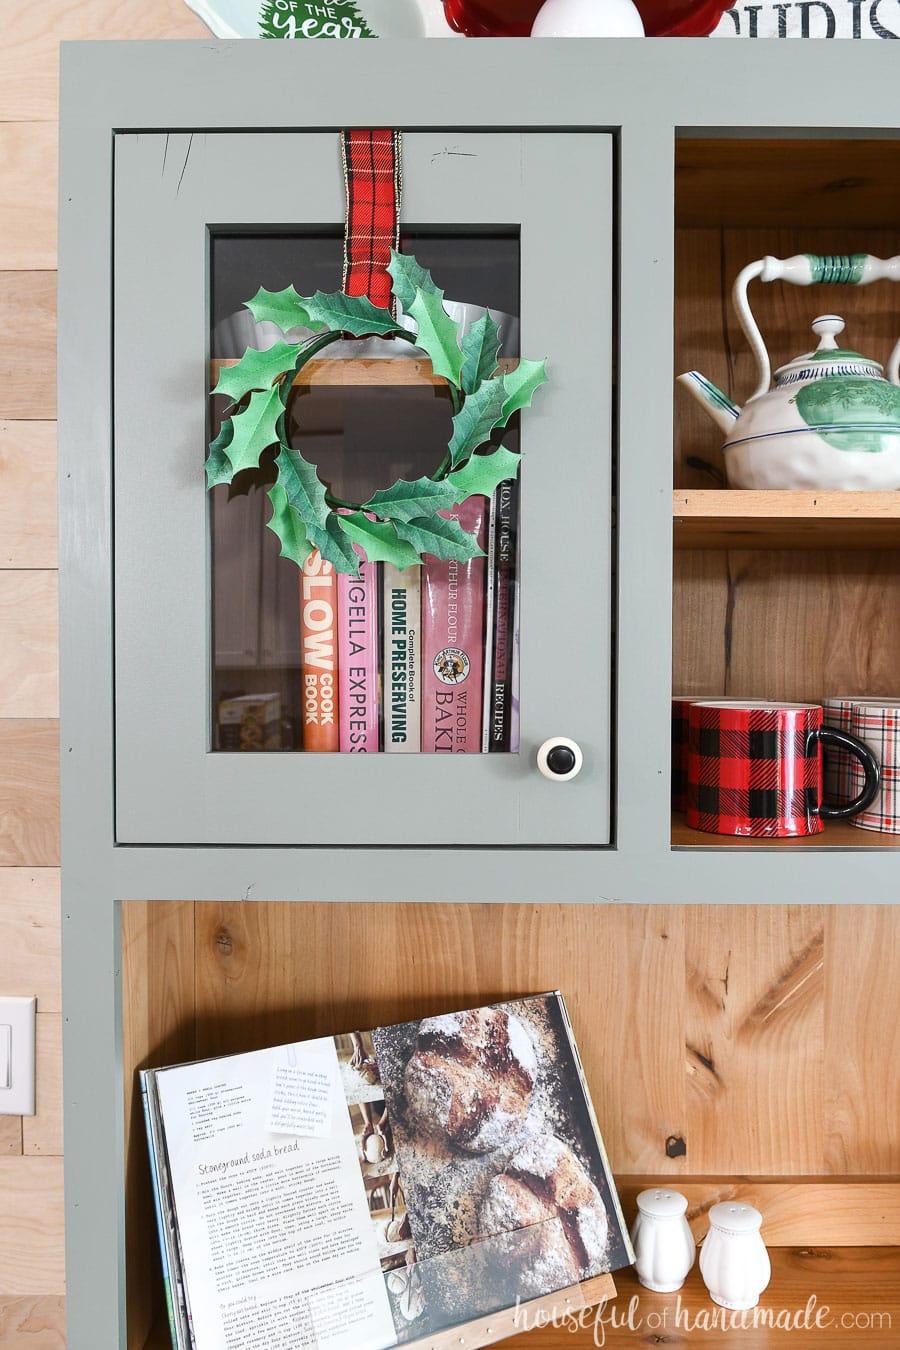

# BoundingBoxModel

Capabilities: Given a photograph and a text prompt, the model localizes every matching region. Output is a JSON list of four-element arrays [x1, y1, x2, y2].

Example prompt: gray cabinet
[[112, 128, 613, 847], [58, 36, 900, 1350]]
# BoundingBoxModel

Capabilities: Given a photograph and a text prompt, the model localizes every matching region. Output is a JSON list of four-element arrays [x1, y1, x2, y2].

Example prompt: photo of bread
[[403, 1006, 538, 1154], [370, 993, 631, 1330]]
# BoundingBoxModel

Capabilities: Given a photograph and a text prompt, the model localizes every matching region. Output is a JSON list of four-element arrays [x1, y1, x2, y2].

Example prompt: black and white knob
[[536, 737, 583, 782]]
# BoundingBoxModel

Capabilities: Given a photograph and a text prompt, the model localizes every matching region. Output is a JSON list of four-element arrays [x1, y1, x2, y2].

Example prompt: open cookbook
[[141, 991, 634, 1349]]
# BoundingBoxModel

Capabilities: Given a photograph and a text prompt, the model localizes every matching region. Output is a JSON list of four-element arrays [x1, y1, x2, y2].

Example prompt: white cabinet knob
[[536, 737, 583, 781]]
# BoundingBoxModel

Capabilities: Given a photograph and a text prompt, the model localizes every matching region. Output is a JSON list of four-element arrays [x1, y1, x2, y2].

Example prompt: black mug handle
[[813, 726, 880, 820]]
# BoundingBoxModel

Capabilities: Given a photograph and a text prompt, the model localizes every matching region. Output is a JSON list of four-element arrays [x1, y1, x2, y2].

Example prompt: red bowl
[[441, 0, 729, 37]]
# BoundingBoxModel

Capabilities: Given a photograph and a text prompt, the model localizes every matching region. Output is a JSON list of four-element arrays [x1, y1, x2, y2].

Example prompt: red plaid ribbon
[[341, 130, 402, 313]]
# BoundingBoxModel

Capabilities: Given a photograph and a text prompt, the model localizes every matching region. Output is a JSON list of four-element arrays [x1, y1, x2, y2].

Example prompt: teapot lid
[[775, 315, 883, 382]]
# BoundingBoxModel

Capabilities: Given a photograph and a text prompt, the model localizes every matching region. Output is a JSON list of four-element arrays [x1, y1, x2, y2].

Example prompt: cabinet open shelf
[[672, 814, 900, 849], [673, 490, 900, 550]]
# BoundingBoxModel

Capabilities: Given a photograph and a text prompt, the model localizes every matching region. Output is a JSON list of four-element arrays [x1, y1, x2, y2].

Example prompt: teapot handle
[[734, 253, 900, 401]]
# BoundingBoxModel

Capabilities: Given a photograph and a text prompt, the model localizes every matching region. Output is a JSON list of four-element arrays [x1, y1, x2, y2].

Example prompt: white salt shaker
[[699, 1202, 771, 1310], [630, 1188, 695, 1293]]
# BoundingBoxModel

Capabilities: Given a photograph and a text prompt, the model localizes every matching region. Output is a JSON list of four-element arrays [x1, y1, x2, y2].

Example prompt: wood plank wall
[[2, 20, 899, 1350], [0, 4, 208, 1344]]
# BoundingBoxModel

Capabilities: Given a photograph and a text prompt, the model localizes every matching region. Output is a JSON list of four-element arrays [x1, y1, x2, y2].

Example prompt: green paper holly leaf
[[307, 512, 362, 576], [448, 376, 508, 468], [388, 250, 440, 312], [226, 386, 284, 475], [407, 289, 463, 388], [266, 481, 315, 569], [246, 285, 317, 334], [447, 445, 521, 502], [337, 512, 421, 570], [274, 447, 331, 533], [302, 291, 403, 338], [205, 419, 236, 487], [460, 312, 502, 395], [500, 358, 549, 426], [363, 476, 459, 524], [212, 341, 302, 404], [395, 513, 486, 563]]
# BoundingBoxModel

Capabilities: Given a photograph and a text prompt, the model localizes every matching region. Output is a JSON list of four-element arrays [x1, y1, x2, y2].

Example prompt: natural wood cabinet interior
[[672, 136, 900, 847], [122, 901, 900, 1350]]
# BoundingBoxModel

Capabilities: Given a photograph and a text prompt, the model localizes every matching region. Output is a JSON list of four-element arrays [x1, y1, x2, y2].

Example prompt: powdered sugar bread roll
[[479, 1134, 609, 1278], [403, 1007, 538, 1153]]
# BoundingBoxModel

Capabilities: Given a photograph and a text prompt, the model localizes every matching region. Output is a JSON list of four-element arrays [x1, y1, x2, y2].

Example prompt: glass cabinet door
[[113, 130, 613, 846]]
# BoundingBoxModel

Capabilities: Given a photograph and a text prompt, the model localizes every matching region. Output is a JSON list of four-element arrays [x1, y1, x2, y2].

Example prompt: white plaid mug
[[849, 701, 900, 833]]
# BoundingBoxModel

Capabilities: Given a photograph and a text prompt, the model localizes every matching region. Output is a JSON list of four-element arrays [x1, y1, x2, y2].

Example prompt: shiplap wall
[[0, 5, 208, 1343], [2, 11, 900, 1349]]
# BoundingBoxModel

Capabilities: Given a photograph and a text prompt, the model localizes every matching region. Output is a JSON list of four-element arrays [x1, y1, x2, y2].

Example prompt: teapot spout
[[678, 371, 740, 436]]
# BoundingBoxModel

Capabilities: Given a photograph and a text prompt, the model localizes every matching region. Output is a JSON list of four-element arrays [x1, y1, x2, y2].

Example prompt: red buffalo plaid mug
[[686, 702, 880, 838]]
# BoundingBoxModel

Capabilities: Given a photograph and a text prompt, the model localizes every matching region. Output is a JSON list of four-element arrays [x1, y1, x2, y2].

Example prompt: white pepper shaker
[[699, 1202, 771, 1310], [630, 1188, 695, 1293]]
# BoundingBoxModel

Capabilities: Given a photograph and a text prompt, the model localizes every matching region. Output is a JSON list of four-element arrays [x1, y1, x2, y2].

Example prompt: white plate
[[184, 0, 459, 39]]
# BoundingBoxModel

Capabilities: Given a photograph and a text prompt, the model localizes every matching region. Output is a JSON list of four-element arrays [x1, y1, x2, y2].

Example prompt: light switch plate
[[0, 997, 36, 1115]]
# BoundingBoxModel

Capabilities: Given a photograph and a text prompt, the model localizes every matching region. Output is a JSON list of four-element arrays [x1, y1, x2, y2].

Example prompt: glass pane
[[209, 232, 520, 754]]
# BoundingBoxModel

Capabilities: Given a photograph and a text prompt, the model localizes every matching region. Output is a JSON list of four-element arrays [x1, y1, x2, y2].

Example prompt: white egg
[[531, 0, 645, 36]]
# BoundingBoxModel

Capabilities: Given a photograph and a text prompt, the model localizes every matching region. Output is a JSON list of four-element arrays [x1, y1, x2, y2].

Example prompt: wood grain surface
[[673, 547, 900, 706], [0, 124, 57, 271], [0, 870, 60, 1010], [123, 901, 900, 1186], [0, 1296, 66, 1347], [23, 1016, 63, 1157], [0, 572, 58, 718], [674, 490, 900, 551], [617, 1179, 900, 1247], [0, 274, 56, 420], [685, 908, 825, 1176], [0, 1158, 64, 1296], [0, 422, 58, 568], [0, 723, 59, 867], [0, 0, 208, 121], [825, 907, 900, 1176], [520, 1250, 900, 1349], [676, 139, 900, 230]]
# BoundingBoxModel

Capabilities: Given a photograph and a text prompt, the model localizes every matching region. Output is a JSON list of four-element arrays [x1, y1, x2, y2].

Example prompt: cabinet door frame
[[111, 128, 613, 847]]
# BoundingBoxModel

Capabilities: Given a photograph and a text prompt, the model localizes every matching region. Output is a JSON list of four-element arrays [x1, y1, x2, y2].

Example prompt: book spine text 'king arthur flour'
[[422, 497, 488, 753], [338, 550, 380, 753], [300, 550, 339, 752], [383, 562, 421, 753]]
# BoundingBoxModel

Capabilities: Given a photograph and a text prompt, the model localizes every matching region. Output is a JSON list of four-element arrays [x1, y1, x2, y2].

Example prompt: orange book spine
[[299, 550, 339, 751]]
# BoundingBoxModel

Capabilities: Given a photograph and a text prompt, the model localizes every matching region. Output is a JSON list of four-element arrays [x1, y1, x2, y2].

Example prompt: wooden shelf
[[676, 137, 900, 230], [141, 1251, 900, 1348], [522, 1251, 900, 1348], [212, 356, 517, 388], [673, 490, 900, 550], [672, 815, 900, 849]]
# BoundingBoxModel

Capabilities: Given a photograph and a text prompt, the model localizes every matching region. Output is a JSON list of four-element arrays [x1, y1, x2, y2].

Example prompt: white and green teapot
[[679, 253, 900, 489]]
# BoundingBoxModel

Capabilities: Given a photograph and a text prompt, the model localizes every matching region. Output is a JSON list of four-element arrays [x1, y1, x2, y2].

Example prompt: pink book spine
[[338, 552, 380, 753], [422, 497, 488, 753]]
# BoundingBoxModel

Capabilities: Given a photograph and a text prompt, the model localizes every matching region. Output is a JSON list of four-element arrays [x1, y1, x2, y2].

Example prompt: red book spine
[[337, 554, 380, 753], [299, 550, 339, 752], [421, 498, 488, 753]]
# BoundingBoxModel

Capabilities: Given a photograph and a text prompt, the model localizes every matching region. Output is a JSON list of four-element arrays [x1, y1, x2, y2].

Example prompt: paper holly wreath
[[206, 251, 548, 575]]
